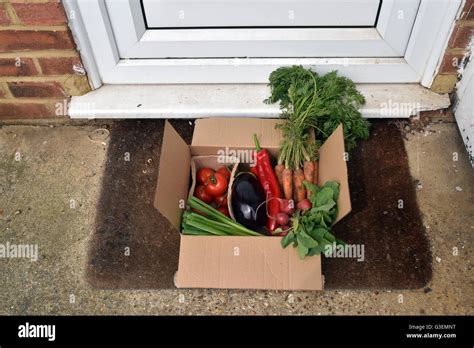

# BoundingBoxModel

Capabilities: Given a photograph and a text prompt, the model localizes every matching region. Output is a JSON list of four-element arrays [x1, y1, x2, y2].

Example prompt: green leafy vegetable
[[281, 180, 344, 259], [265, 66, 370, 152]]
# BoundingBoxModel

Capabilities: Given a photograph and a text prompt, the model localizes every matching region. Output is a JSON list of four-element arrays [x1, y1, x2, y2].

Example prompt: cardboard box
[[154, 118, 351, 290]]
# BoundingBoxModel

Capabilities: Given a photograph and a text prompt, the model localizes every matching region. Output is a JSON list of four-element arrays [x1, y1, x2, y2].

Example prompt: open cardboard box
[[154, 118, 351, 290]]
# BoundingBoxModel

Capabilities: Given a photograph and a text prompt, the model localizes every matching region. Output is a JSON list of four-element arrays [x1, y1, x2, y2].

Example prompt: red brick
[[465, 5, 474, 20], [0, 30, 75, 52], [449, 26, 474, 49], [8, 82, 66, 98], [0, 6, 10, 25], [461, 0, 473, 20], [0, 58, 38, 76], [38, 56, 84, 75], [0, 103, 53, 119], [438, 53, 466, 74], [12, 2, 67, 25]]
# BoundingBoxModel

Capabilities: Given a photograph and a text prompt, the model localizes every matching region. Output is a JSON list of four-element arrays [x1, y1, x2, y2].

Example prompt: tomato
[[217, 206, 230, 217], [196, 167, 214, 185], [204, 172, 228, 197], [217, 166, 231, 181], [194, 185, 213, 204], [214, 194, 228, 207]]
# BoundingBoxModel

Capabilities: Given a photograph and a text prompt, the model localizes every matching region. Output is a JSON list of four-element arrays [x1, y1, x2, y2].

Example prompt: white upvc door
[[70, 0, 462, 86], [108, 0, 419, 58]]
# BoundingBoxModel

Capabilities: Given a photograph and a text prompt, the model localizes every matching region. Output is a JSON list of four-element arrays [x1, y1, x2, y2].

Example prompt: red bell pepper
[[253, 134, 282, 232]]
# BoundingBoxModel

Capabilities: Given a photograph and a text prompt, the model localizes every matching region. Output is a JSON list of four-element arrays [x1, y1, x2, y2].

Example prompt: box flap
[[192, 117, 283, 150], [154, 121, 191, 229], [175, 235, 323, 290], [318, 124, 351, 222]]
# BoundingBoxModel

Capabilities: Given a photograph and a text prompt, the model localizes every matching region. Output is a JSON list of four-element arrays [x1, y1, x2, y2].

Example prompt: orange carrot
[[282, 168, 293, 200], [303, 161, 315, 199], [313, 161, 319, 185], [274, 164, 285, 191], [293, 168, 306, 202]]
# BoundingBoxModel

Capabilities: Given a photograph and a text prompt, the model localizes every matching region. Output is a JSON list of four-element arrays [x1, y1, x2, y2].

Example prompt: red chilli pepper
[[253, 134, 282, 232], [249, 165, 259, 176]]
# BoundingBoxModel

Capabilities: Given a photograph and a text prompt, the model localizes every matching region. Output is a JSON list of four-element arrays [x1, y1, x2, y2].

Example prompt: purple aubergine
[[231, 172, 267, 231]]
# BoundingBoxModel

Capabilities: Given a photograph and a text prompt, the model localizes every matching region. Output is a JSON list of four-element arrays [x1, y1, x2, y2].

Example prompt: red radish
[[279, 198, 295, 215], [297, 199, 312, 211], [276, 231, 288, 236], [280, 225, 290, 231], [275, 212, 290, 226]]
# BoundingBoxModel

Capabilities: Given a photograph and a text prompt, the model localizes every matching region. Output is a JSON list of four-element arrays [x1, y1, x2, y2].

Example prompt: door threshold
[[69, 84, 450, 119]]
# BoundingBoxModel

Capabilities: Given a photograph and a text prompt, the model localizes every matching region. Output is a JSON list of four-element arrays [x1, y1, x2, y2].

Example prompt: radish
[[297, 199, 312, 211], [279, 198, 295, 215], [275, 212, 290, 226]]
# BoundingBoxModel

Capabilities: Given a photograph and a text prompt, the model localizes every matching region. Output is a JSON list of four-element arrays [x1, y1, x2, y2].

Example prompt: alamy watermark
[[18, 322, 55, 342], [0, 242, 38, 262], [380, 100, 422, 118], [216, 147, 256, 166], [324, 242, 365, 262]]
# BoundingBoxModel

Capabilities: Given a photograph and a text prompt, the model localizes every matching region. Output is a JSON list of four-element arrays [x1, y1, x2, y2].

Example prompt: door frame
[[64, 0, 462, 88], [107, 0, 419, 58]]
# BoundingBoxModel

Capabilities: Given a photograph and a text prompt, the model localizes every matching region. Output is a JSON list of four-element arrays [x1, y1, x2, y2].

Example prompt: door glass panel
[[142, 0, 381, 28]]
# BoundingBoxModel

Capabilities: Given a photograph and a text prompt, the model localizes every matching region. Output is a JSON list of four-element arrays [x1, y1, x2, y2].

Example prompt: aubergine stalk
[[231, 172, 267, 233]]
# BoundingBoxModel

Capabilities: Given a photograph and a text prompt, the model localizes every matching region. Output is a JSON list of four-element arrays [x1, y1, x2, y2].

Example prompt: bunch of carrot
[[271, 69, 322, 203], [275, 160, 318, 203]]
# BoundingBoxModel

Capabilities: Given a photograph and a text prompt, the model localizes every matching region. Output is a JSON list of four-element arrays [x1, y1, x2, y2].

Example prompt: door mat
[[86, 120, 431, 290], [323, 121, 432, 289], [86, 120, 193, 289]]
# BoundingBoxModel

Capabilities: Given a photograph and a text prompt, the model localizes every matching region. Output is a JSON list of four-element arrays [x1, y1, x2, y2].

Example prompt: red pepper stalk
[[254, 134, 282, 232]]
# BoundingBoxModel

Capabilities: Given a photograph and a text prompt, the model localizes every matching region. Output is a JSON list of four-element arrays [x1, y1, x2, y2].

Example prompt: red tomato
[[194, 185, 213, 204], [214, 194, 228, 207], [217, 166, 231, 181], [217, 206, 230, 217], [196, 167, 214, 185], [204, 173, 228, 197]]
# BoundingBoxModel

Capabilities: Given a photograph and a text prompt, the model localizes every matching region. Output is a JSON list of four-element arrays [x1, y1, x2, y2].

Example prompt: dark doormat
[[86, 120, 431, 290], [86, 120, 193, 289], [323, 121, 432, 289]]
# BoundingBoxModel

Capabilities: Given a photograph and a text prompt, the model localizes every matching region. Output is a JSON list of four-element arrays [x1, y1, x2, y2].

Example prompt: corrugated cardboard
[[175, 235, 322, 290], [154, 121, 190, 229], [154, 118, 351, 290], [318, 124, 351, 222]]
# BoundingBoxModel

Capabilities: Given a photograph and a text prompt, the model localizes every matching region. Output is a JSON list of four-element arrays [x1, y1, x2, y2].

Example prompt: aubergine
[[231, 172, 267, 231]]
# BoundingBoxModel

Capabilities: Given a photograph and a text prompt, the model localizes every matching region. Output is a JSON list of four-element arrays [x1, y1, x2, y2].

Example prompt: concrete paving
[[0, 121, 472, 315]]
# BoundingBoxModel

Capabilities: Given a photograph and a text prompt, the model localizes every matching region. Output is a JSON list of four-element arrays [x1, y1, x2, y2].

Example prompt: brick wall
[[431, 0, 474, 94], [0, 0, 90, 120]]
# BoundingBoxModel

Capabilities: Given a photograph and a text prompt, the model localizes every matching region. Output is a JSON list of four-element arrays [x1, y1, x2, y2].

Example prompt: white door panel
[[142, 0, 380, 28], [72, 0, 462, 85], [105, 0, 420, 58]]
